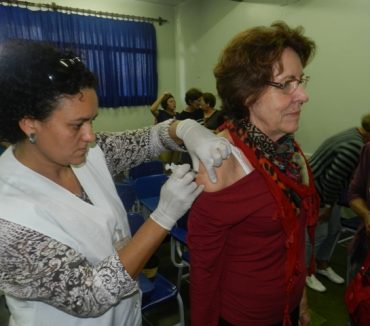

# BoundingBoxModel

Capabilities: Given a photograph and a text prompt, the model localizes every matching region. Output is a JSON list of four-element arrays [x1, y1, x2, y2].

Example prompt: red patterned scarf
[[221, 119, 319, 326]]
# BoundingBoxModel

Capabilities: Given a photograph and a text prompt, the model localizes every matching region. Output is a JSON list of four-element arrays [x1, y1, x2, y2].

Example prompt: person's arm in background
[[350, 197, 370, 234], [348, 144, 370, 234], [314, 148, 360, 221], [150, 92, 169, 119]]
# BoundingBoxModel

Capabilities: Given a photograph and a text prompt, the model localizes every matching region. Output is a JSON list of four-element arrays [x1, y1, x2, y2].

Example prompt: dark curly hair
[[0, 40, 97, 143], [160, 93, 174, 110], [214, 21, 316, 121]]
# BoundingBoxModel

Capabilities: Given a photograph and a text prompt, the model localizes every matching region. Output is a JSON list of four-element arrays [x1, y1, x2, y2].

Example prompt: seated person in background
[[305, 114, 370, 292], [177, 88, 204, 165], [150, 92, 178, 123], [150, 92, 180, 163], [177, 87, 204, 123], [187, 21, 318, 326], [200, 92, 225, 131]]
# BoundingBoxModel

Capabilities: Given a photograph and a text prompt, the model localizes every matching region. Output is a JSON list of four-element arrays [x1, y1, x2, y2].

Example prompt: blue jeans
[[305, 204, 342, 267]]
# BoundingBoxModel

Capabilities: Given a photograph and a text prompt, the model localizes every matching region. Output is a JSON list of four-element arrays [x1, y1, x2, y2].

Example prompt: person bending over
[[0, 40, 231, 326]]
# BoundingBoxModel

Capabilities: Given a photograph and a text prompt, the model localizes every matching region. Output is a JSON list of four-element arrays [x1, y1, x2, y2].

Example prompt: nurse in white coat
[[0, 40, 231, 326]]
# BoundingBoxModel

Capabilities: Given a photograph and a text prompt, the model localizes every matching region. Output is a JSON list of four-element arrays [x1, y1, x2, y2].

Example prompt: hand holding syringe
[[150, 163, 203, 230], [165, 163, 179, 173]]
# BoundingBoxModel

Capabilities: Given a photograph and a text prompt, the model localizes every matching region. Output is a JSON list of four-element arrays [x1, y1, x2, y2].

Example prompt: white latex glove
[[150, 164, 204, 230], [176, 119, 231, 183]]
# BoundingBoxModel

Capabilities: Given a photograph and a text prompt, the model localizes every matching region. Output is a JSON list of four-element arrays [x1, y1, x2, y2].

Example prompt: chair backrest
[[133, 174, 168, 200], [129, 160, 164, 180], [115, 182, 137, 212]]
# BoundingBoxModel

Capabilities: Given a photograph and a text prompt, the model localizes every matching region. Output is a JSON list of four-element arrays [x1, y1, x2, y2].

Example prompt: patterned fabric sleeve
[[95, 120, 184, 178], [0, 218, 138, 317]]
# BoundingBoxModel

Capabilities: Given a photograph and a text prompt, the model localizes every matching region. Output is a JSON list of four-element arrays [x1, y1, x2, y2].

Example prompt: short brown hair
[[214, 21, 316, 120], [185, 88, 203, 105], [361, 114, 370, 132], [203, 92, 216, 108]]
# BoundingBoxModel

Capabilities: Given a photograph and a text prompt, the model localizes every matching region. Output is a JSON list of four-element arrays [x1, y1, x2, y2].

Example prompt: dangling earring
[[29, 133, 37, 144]]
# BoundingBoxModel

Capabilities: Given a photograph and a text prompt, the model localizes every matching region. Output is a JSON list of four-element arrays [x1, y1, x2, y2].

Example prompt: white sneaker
[[306, 274, 327, 292], [316, 267, 345, 284]]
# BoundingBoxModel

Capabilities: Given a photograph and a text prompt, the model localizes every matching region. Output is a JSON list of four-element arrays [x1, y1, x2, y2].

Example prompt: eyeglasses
[[266, 76, 310, 95], [48, 57, 82, 82]]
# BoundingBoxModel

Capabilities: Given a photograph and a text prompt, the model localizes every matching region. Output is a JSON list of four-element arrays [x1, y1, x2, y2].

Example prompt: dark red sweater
[[188, 170, 306, 326]]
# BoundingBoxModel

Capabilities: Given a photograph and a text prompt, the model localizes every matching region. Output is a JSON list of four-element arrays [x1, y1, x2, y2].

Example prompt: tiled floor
[[0, 238, 350, 326]]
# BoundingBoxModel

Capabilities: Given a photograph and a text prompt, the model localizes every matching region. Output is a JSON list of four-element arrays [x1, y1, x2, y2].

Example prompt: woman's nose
[[295, 85, 309, 103], [83, 124, 96, 143]]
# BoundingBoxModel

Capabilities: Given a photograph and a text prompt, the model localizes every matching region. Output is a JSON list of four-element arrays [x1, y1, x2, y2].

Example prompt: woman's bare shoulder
[[195, 131, 254, 192]]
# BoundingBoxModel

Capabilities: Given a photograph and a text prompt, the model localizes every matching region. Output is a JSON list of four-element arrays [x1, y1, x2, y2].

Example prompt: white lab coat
[[0, 145, 141, 326]]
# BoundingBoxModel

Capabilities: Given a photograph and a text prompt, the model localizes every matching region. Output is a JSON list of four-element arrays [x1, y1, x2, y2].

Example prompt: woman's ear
[[244, 94, 256, 108], [18, 117, 37, 138]]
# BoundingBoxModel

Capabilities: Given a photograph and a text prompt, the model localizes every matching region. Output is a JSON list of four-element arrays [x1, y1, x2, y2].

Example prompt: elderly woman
[[188, 22, 319, 326], [0, 40, 231, 326]]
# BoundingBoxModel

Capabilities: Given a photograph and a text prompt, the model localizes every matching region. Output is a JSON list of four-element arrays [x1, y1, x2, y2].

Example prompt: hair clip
[[59, 57, 81, 68]]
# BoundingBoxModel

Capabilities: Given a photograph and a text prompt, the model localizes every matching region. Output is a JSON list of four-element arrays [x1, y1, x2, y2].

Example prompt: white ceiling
[[133, 0, 188, 6]]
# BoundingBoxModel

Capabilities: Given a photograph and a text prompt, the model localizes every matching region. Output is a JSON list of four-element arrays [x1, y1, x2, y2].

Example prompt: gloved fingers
[[168, 173, 198, 197], [218, 139, 232, 159], [181, 180, 200, 194], [189, 153, 200, 172], [191, 184, 205, 199], [163, 165, 197, 196], [171, 163, 191, 178], [203, 161, 217, 184], [209, 141, 232, 167], [176, 183, 204, 210], [179, 170, 197, 185], [210, 147, 224, 167]]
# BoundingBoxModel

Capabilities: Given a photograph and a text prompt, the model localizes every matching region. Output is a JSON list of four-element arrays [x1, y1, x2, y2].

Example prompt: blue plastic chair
[[170, 213, 190, 291], [133, 174, 168, 200], [132, 174, 168, 216], [126, 212, 185, 326], [115, 182, 137, 212], [129, 160, 164, 180]]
